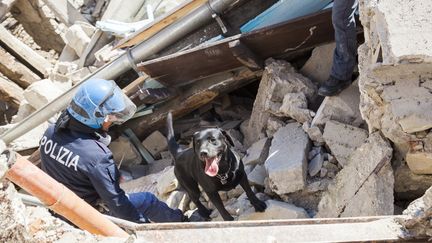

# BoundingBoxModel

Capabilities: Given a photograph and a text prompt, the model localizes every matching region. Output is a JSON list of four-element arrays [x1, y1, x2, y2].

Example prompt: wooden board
[[0, 25, 52, 77], [137, 9, 335, 87], [115, 0, 208, 49]]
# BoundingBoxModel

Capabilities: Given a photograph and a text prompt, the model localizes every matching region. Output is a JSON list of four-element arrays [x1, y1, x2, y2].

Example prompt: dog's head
[[192, 128, 234, 177]]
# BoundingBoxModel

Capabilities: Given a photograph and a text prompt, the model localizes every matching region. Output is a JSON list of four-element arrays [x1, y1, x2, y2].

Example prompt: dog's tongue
[[204, 157, 219, 177]]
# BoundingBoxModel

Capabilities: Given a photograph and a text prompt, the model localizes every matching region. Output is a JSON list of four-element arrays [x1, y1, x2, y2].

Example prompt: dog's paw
[[198, 208, 212, 219], [252, 199, 267, 212], [222, 215, 234, 221]]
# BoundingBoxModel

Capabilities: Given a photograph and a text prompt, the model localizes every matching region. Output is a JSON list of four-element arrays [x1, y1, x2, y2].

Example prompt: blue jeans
[[128, 192, 184, 223], [330, 0, 358, 81]]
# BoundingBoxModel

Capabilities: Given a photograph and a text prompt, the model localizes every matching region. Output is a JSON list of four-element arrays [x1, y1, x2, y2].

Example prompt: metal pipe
[[3, 150, 129, 238], [0, 0, 237, 145]]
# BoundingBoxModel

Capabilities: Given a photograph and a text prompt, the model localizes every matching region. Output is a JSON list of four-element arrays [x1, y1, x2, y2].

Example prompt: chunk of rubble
[[243, 138, 270, 166], [247, 164, 266, 187], [166, 190, 187, 209], [316, 132, 394, 218], [238, 200, 309, 220], [23, 79, 63, 110], [399, 186, 432, 239], [1, 122, 49, 151], [323, 120, 368, 167], [0, 183, 28, 242], [302, 122, 324, 144], [265, 122, 310, 195], [246, 58, 316, 145], [64, 24, 92, 57], [406, 151, 432, 174], [265, 116, 285, 137], [109, 135, 142, 167], [308, 152, 324, 177], [300, 42, 336, 84], [275, 92, 314, 123], [142, 131, 168, 158], [311, 80, 363, 128]]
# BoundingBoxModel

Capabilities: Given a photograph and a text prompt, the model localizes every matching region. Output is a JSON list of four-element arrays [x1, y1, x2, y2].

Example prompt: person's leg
[[319, 0, 358, 96], [128, 192, 184, 223]]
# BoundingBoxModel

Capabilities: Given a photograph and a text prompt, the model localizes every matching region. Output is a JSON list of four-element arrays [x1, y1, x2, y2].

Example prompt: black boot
[[318, 76, 352, 97]]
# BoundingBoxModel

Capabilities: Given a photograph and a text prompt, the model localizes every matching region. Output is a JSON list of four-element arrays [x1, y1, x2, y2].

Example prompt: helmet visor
[[99, 82, 137, 125]]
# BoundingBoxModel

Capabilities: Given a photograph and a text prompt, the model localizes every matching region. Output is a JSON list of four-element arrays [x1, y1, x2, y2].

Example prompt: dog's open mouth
[[204, 154, 222, 177]]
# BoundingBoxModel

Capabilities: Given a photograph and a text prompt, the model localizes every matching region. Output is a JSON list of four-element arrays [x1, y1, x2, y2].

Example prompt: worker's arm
[[87, 155, 144, 223]]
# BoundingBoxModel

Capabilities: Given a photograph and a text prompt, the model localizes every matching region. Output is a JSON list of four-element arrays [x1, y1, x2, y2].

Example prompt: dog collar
[[216, 149, 240, 185]]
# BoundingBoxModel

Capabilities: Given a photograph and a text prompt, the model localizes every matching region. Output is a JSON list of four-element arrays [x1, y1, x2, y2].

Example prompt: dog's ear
[[192, 131, 199, 154], [221, 130, 235, 147]]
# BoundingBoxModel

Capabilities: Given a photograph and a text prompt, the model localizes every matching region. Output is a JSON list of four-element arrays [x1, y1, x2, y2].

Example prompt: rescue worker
[[318, 0, 358, 96], [39, 78, 185, 223]]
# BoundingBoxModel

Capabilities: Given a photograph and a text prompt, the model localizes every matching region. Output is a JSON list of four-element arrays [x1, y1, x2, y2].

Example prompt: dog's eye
[[209, 137, 217, 143]]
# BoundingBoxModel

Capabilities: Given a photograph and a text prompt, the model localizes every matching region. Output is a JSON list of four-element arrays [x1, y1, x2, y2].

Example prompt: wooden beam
[[229, 40, 263, 71], [40, 0, 90, 26], [0, 47, 39, 88], [0, 25, 52, 77], [133, 216, 410, 242], [115, 0, 208, 49], [122, 67, 261, 139]]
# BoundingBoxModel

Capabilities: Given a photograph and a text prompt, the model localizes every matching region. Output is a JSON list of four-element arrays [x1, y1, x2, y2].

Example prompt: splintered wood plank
[[137, 9, 335, 87], [115, 0, 208, 49], [0, 25, 52, 76]]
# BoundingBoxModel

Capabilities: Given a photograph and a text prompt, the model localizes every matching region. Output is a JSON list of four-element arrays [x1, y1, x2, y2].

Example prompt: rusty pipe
[[3, 150, 129, 238]]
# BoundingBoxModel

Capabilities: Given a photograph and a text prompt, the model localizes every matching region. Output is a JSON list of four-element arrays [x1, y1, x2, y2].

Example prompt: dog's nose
[[200, 151, 208, 158]]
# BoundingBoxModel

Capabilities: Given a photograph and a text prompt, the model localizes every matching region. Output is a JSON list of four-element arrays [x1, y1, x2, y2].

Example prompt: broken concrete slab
[[109, 135, 142, 167], [247, 164, 266, 187], [406, 151, 432, 174], [242, 138, 270, 166], [323, 120, 368, 167], [142, 130, 168, 158], [300, 42, 336, 84], [246, 59, 316, 145], [238, 200, 309, 220], [374, 0, 432, 65], [265, 122, 310, 195], [316, 132, 393, 218], [65, 24, 92, 57], [275, 92, 314, 123], [23, 79, 63, 110], [311, 80, 363, 128], [400, 186, 432, 239]]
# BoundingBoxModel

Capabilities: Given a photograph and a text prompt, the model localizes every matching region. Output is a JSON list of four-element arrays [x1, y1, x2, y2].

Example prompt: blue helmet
[[67, 78, 137, 129]]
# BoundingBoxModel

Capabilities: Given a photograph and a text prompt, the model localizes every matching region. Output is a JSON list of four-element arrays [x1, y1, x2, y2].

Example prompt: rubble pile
[[0, 0, 430, 240]]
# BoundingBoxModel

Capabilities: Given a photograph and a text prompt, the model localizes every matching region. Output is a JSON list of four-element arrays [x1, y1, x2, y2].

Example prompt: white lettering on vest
[[40, 135, 80, 171]]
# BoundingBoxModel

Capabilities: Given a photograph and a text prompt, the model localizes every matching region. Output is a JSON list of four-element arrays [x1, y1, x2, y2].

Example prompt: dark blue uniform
[[40, 124, 183, 223]]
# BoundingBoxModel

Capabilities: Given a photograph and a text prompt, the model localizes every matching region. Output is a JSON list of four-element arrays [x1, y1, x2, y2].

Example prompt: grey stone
[[323, 120, 368, 167], [142, 131, 168, 158], [311, 80, 363, 128], [265, 122, 310, 194], [303, 122, 325, 144], [276, 92, 314, 123], [238, 200, 309, 220], [308, 153, 324, 177], [401, 186, 432, 238], [109, 135, 142, 167], [247, 164, 266, 187], [300, 42, 336, 84], [316, 132, 393, 218], [243, 138, 270, 166], [156, 166, 178, 196]]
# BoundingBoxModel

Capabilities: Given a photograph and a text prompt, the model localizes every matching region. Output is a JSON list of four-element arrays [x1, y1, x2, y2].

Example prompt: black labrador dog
[[166, 112, 266, 221]]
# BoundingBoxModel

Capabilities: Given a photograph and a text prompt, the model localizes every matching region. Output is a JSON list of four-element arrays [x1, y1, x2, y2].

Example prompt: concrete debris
[[308, 152, 324, 177], [11, 100, 36, 123], [406, 151, 432, 174], [142, 131, 168, 159], [109, 135, 142, 167], [238, 200, 309, 220], [156, 166, 178, 196], [23, 79, 63, 110], [0, 47, 39, 89], [323, 120, 368, 167], [317, 132, 393, 218], [246, 58, 316, 145], [0, 122, 49, 151], [400, 186, 432, 239], [265, 122, 310, 195], [311, 80, 363, 128], [265, 116, 285, 137], [302, 122, 325, 144], [242, 138, 270, 166], [300, 42, 336, 84], [275, 92, 314, 123], [247, 164, 266, 187], [65, 24, 92, 57]]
